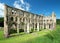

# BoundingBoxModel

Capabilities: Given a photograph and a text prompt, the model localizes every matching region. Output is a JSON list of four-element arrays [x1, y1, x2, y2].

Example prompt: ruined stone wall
[[4, 4, 56, 38]]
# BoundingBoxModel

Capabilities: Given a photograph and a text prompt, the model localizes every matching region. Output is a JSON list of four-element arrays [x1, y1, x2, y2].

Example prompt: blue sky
[[0, 0, 60, 19]]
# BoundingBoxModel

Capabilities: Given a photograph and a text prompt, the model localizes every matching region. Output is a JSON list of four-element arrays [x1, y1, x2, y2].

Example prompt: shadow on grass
[[9, 32, 26, 38]]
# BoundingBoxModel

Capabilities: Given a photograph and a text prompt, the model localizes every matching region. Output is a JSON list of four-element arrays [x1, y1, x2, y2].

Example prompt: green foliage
[[35, 28, 37, 31], [10, 29, 17, 34], [19, 29, 24, 32], [10, 29, 24, 34], [0, 17, 4, 27], [21, 22, 25, 25], [0, 17, 4, 22], [56, 19, 60, 25], [30, 28, 34, 33]]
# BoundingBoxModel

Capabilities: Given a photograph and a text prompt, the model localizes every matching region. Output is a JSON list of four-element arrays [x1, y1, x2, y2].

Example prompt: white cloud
[[25, 2, 30, 11], [20, 0, 24, 4], [0, 3, 4, 17], [13, 0, 30, 11]]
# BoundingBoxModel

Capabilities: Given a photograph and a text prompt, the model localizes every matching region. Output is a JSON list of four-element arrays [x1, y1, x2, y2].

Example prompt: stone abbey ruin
[[4, 4, 56, 38]]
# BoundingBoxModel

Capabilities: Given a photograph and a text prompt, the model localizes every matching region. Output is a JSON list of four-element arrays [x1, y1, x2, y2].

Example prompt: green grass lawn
[[0, 25, 60, 43]]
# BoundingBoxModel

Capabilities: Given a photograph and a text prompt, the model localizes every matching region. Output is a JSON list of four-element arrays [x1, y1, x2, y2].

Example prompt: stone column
[[27, 23, 30, 33], [46, 24, 49, 29], [29, 19, 32, 31], [47, 24, 49, 29], [13, 17, 16, 29], [13, 17, 15, 21], [37, 23, 39, 31], [4, 5, 9, 38], [46, 24, 47, 29], [43, 21, 44, 29], [54, 23, 56, 29], [34, 19, 36, 31], [17, 17, 20, 34], [24, 18, 26, 33], [34, 23, 36, 31], [24, 24, 26, 32], [53, 23, 55, 29]]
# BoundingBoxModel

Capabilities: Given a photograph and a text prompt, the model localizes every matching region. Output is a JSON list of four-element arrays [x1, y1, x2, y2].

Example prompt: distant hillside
[[0, 17, 60, 27], [0, 17, 4, 27], [56, 19, 60, 25]]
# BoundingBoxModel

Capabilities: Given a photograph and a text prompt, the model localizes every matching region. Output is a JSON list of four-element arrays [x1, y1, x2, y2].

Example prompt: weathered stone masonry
[[4, 4, 56, 38]]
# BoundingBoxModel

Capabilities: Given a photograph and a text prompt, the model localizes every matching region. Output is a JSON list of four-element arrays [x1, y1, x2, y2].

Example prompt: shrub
[[9, 29, 24, 34], [9, 29, 17, 34], [30, 28, 34, 33], [35, 28, 37, 31], [19, 29, 24, 32]]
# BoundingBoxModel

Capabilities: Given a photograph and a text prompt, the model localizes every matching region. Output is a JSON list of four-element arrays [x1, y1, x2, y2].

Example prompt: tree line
[[56, 19, 60, 25], [0, 17, 4, 27]]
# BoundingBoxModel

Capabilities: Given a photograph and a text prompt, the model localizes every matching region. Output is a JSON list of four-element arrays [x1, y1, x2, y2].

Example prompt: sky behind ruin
[[0, 0, 60, 19]]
